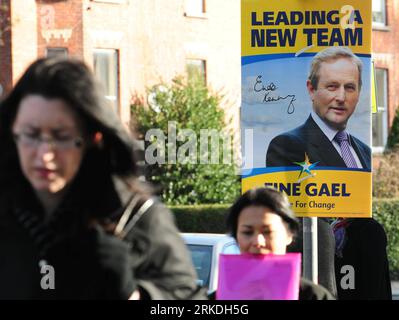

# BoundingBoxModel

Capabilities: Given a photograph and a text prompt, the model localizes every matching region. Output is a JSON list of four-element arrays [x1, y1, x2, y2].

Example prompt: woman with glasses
[[0, 58, 202, 300]]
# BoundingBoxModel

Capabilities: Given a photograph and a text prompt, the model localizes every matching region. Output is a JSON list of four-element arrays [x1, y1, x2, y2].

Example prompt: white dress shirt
[[311, 111, 363, 168]]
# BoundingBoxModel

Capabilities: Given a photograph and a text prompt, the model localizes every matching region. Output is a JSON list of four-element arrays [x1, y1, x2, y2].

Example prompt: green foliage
[[171, 199, 399, 280], [387, 108, 399, 150], [373, 199, 399, 280], [373, 148, 399, 198], [131, 77, 240, 205], [171, 204, 229, 233]]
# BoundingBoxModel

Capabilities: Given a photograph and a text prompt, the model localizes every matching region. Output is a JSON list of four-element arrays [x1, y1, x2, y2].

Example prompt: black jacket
[[0, 174, 203, 300], [335, 218, 392, 300]]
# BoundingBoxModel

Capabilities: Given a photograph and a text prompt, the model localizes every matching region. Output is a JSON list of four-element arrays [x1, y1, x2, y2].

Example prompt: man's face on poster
[[307, 57, 360, 131]]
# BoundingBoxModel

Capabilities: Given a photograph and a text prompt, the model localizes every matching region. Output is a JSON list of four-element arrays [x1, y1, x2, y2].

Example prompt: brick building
[[0, 0, 241, 126], [372, 0, 398, 152], [0, 0, 397, 151]]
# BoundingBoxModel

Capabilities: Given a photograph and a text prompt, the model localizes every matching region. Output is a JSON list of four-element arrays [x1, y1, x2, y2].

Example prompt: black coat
[[335, 218, 392, 300], [0, 174, 202, 300]]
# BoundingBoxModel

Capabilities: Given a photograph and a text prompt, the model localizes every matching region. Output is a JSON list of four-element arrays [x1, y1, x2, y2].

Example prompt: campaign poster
[[241, 0, 372, 217]]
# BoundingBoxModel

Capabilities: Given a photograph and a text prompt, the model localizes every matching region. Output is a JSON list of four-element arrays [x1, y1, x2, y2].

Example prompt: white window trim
[[186, 58, 207, 84], [372, 69, 388, 153], [184, 11, 208, 19], [93, 48, 120, 114], [372, 0, 387, 28], [90, 0, 126, 4], [184, 0, 207, 18]]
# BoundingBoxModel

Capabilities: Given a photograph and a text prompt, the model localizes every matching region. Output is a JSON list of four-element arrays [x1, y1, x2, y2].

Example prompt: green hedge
[[373, 199, 399, 280], [171, 204, 230, 233], [170, 199, 399, 280]]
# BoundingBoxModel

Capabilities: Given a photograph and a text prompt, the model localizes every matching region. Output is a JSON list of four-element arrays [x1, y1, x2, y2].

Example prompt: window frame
[[372, 0, 387, 29], [45, 47, 68, 58], [90, 0, 126, 4], [372, 68, 388, 153], [93, 48, 120, 115], [184, 0, 206, 18], [186, 58, 207, 85]]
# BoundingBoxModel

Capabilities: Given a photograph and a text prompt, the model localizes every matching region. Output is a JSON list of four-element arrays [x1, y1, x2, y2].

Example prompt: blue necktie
[[334, 131, 358, 168]]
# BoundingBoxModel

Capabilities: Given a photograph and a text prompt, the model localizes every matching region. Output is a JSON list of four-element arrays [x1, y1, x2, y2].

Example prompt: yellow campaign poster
[[241, 0, 372, 217]]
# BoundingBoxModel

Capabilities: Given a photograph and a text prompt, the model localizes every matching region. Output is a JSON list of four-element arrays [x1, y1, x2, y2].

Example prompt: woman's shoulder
[[299, 278, 335, 300], [131, 195, 174, 226], [115, 193, 178, 243]]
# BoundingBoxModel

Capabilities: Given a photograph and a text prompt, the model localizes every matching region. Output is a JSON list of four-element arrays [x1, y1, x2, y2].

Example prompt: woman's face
[[12, 95, 86, 194], [237, 205, 293, 255]]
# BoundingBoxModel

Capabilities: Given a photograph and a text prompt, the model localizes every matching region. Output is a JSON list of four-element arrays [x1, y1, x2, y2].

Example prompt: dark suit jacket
[[266, 115, 371, 170], [335, 218, 392, 300]]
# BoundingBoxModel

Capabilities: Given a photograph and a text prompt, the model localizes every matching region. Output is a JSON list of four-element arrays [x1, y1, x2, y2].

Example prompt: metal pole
[[303, 217, 318, 283]]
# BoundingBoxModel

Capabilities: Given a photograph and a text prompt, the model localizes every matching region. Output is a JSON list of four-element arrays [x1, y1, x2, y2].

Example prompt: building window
[[46, 47, 68, 58], [186, 59, 206, 84], [185, 0, 205, 17], [93, 49, 119, 113], [372, 0, 387, 26], [372, 68, 388, 152]]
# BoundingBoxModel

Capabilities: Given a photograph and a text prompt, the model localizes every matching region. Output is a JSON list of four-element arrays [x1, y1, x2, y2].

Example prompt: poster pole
[[303, 217, 318, 284]]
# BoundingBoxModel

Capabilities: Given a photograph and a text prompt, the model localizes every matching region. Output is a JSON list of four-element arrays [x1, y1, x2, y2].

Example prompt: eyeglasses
[[13, 132, 84, 150]]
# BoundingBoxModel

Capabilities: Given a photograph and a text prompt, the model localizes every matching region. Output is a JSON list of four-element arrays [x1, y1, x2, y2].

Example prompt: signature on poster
[[253, 75, 296, 114]]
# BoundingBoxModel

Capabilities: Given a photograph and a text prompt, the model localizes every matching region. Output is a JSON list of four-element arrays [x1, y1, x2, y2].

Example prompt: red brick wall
[[36, 0, 84, 59], [6, 0, 395, 141], [372, 0, 399, 128], [1, 0, 38, 97], [0, 0, 12, 97]]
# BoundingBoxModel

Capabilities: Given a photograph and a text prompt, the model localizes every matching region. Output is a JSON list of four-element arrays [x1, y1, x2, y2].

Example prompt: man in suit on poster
[[266, 46, 371, 170], [265, 47, 372, 298]]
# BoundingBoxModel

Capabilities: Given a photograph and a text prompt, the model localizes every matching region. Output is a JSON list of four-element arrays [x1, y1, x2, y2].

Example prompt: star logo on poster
[[293, 153, 319, 183]]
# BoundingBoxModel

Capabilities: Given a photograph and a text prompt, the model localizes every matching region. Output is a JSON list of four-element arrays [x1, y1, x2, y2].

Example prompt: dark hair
[[0, 57, 140, 188], [226, 187, 299, 239]]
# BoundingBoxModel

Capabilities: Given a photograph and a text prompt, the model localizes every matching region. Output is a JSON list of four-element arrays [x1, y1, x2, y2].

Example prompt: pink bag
[[216, 253, 301, 300]]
